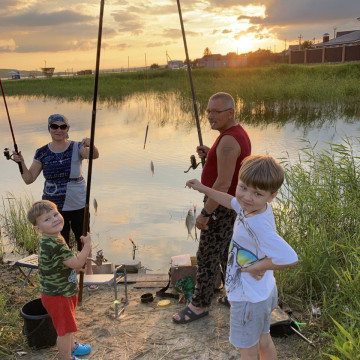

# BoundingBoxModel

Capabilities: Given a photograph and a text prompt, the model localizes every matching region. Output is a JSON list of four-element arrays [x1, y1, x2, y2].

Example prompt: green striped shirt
[[38, 235, 78, 297]]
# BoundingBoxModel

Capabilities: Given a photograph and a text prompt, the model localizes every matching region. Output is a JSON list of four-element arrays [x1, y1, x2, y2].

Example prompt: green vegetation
[[0, 193, 39, 254], [0, 291, 25, 357], [3, 63, 360, 107], [274, 137, 360, 359]]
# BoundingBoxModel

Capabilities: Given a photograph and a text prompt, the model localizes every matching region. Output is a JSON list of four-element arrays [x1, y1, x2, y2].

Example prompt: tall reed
[[273, 137, 360, 357], [0, 193, 39, 253]]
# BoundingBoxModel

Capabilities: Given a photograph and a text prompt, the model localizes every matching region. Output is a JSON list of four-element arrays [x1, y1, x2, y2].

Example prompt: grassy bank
[[3, 63, 360, 107]]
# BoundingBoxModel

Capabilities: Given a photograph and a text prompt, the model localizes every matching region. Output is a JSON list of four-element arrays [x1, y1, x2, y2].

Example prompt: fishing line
[[0, 79, 23, 174], [78, 0, 105, 306], [176, 0, 205, 169]]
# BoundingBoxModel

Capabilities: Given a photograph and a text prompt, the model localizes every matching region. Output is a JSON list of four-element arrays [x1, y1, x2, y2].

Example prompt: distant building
[[41, 67, 55, 78], [168, 60, 183, 69], [196, 53, 247, 68], [316, 30, 360, 47], [290, 29, 360, 64], [77, 70, 92, 76]]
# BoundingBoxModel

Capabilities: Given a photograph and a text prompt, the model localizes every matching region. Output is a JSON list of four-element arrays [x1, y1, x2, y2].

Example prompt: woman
[[14, 114, 99, 254]]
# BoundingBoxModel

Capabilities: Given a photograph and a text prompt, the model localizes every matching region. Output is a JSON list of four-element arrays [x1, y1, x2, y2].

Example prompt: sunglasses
[[49, 124, 68, 130], [228, 240, 259, 268]]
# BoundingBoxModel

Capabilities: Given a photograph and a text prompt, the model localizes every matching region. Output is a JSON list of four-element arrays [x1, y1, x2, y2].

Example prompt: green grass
[[0, 193, 39, 254], [3, 63, 360, 107], [273, 137, 360, 358]]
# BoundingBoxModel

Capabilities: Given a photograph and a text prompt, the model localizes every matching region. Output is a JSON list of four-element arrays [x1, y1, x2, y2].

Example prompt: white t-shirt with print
[[226, 197, 298, 303]]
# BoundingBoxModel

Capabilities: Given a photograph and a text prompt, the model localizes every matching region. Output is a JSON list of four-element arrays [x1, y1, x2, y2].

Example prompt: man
[[173, 92, 251, 324]]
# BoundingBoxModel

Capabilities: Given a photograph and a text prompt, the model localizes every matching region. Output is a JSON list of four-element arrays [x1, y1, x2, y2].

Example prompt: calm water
[[1, 94, 359, 272]]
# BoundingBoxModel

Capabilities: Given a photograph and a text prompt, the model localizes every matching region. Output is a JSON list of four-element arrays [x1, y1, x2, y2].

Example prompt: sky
[[0, 0, 359, 72]]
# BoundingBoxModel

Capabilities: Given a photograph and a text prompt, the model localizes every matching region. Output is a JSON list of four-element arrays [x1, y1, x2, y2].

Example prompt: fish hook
[[184, 155, 201, 173]]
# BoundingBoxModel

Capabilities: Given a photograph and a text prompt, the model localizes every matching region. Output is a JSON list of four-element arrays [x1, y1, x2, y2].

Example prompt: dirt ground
[[2, 263, 314, 360]]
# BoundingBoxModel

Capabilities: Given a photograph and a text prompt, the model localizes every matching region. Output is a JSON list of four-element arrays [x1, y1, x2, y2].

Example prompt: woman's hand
[[81, 138, 91, 147], [12, 151, 24, 164]]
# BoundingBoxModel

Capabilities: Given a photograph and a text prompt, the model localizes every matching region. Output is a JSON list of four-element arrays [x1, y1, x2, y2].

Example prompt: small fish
[[129, 238, 137, 260], [93, 198, 98, 215], [143, 122, 149, 149], [193, 205, 198, 241], [185, 209, 195, 240], [150, 160, 154, 176]]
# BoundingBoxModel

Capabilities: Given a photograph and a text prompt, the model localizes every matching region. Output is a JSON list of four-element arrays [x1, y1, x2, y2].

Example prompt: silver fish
[[150, 160, 154, 176], [185, 209, 195, 240], [93, 198, 98, 215]]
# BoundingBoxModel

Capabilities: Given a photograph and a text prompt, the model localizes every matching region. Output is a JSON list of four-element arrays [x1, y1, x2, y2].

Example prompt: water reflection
[[0, 94, 359, 272]]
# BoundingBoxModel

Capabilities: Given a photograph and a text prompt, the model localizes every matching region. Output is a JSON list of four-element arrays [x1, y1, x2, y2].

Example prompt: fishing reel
[[88, 249, 107, 266], [184, 155, 201, 173], [3, 147, 14, 161]]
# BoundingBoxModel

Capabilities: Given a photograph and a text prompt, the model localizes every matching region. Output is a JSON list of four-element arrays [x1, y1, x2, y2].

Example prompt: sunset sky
[[1, 0, 359, 72]]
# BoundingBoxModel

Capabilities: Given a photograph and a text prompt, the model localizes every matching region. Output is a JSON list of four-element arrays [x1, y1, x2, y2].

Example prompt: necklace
[[243, 208, 259, 217], [49, 141, 69, 164]]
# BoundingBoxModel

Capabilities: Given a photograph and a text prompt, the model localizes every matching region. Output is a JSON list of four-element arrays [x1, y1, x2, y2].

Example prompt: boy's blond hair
[[27, 200, 58, 226], [239, 155, 284, 194]]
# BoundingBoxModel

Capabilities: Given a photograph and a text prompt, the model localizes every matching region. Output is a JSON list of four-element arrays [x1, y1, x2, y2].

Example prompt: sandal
[[217, 296, 230, 308], [88, 284, 99, 291], [173, 306, 209, 324]]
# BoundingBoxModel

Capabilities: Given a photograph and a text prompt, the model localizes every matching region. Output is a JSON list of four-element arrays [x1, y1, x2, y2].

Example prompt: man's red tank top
[[201, 124, 251, 196]]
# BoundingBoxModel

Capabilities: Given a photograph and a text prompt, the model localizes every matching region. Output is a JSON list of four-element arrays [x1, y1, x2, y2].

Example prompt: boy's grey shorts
[[229, 285, 278, 348]]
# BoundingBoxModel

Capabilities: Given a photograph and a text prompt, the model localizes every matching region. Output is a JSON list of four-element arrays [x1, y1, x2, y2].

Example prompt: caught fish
[[93, 198, 98, 215], [150, 160, 154, 176], [193, 205, 198, 241], [185, 209, 195, 240], [143, 122, 149, 149], [129, 238, 137, 260]]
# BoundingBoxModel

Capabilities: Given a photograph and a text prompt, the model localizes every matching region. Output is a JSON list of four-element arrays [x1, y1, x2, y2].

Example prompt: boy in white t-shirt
[[186, 155, 298, 360]]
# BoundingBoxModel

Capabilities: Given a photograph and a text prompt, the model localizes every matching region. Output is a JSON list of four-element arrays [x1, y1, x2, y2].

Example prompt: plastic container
[[20, 298, 57, 349], [170, 254, 191, 267]]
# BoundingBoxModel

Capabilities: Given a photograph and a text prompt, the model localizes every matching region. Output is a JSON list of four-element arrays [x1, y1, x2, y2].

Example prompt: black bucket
[[20, 298, 57, 349]]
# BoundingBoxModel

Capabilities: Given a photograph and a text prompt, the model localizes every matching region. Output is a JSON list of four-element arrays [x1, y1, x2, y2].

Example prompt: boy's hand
[[80, 232, 92, 249], [186, 179, 202, 191], [241, 265, 265, 280]]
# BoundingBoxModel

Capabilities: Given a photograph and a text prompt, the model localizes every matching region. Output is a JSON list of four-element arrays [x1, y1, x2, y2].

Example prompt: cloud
[[0, 10, 94, 27], [111, 11, 145, 35], [162, 28, 200, 39], [146, 41, 173, 48], [0, 39, 17, 51], [222, 29, 232, 34]]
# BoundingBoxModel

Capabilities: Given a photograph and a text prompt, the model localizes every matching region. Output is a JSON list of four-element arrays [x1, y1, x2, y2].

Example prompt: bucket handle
[[22, 318, 46, 337]]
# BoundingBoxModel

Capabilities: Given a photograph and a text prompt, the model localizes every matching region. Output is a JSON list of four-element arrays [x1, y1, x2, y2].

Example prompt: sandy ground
[[2, 263, 311, 360]]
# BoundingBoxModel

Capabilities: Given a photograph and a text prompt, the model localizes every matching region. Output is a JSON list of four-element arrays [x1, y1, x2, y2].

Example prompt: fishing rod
[[0, 79, 23, 174], [78, 0, 105, 306], [176, 0, 205, 170]]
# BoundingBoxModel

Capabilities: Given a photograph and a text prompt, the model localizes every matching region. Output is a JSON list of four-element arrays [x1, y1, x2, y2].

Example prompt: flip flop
[[173, 306, 209, 324], [217, 296, 230, 308], [88, 284, 99, 291]]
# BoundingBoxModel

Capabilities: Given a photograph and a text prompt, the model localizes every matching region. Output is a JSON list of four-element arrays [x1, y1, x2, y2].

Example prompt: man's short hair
[[239, 155, 284, 194], [27, 200, 58, 226], [209, 92, 235, 109]]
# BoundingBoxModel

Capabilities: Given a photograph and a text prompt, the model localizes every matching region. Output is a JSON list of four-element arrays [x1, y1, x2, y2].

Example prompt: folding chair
[[15, 254, 39, 293]]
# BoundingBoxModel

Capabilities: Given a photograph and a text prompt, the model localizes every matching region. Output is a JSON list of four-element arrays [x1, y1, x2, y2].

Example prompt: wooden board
[[77, 274, 114, 285], [134, 281, 170, 289], [117, 273, 168, 283]]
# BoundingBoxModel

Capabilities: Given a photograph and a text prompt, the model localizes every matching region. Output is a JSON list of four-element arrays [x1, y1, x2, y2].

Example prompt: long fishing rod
[[176, 0, 205, 169], [0, 79, 23, 174], [78, 0, 105, 306]]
